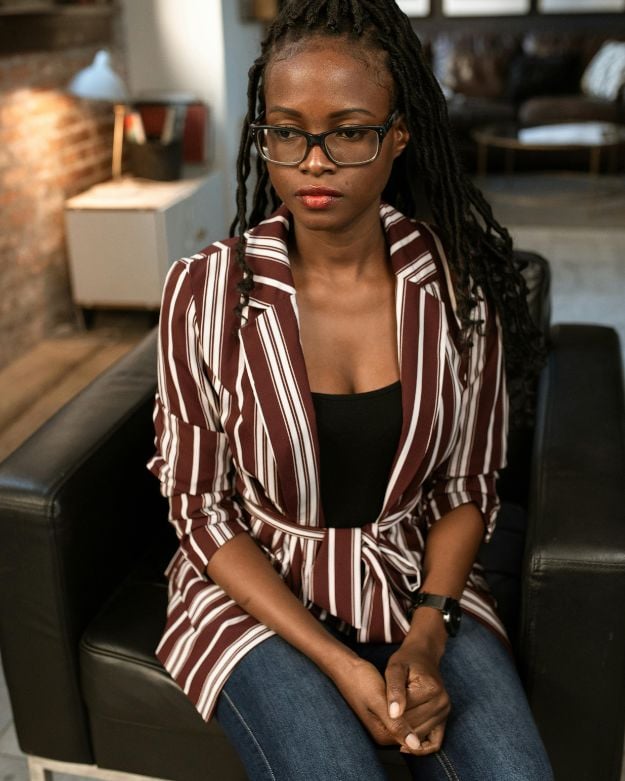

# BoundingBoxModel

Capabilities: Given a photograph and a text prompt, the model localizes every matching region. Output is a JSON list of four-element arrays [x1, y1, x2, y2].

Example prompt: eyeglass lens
[[258, 127, 380, 164]]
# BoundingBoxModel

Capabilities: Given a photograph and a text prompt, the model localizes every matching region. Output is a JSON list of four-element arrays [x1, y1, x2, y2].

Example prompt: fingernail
[[406, 733, 421, 750], [389, 701, 401, 719]]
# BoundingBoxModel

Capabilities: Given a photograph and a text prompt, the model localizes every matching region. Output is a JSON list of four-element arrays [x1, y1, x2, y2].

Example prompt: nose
[[299, 141, 336, 175]]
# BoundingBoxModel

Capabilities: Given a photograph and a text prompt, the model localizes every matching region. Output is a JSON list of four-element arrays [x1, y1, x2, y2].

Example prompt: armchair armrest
[[521, 323, 625, 781], [0, 329, 166, 763]]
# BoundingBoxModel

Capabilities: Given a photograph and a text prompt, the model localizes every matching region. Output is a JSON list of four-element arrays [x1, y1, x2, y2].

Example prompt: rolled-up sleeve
[[424, 293, 509, 542], [147, 259, 248, 577]]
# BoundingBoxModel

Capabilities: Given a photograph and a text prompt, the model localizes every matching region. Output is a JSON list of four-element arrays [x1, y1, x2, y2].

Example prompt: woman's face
[[261, 37, 409, 235]]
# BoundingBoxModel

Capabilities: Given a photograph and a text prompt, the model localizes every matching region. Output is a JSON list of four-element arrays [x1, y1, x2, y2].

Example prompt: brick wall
[[0, 37, 124, 370]]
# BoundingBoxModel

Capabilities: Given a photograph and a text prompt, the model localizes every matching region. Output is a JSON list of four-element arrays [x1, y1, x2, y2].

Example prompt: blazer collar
[[241, 203, 441, 309], [238, 202, 461, 526]]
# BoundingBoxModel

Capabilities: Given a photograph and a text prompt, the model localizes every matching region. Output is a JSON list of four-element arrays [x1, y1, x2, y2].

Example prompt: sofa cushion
[[519, 95, 621, 126], [432, 32, 521, 99], [446, 94, 516, 133], [581, 40, 625, 101], [506, 52, 582, 103]]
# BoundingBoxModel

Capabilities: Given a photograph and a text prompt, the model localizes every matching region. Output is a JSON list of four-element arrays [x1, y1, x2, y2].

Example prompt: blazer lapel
[[238, 208, 323, 526], [377, 205, 462, 518]]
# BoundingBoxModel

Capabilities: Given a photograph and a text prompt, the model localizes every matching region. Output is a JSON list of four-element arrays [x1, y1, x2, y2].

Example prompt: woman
[[148, 1, 553, 779]]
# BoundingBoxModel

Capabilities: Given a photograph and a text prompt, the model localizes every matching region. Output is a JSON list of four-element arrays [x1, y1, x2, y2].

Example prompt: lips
[[295, 186, 343, 210]]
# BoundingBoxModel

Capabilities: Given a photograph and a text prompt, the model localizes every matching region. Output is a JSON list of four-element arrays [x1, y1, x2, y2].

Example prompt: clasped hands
[[332, 639, 450, 756]]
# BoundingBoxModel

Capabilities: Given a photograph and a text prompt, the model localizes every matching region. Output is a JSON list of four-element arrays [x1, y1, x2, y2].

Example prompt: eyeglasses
[[250, 110, 399, 166]]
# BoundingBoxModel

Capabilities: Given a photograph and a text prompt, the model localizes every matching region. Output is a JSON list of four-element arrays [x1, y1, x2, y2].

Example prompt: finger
[[404, 671, 443, 708], [384, 661, 408, 719], [369, 703, 421, 751], [366, 709, 418, 749], [367, 676, 422, 750], [400, 720, 447, 756], [404, 693, 451, 735], [416, 722, 447, 755]]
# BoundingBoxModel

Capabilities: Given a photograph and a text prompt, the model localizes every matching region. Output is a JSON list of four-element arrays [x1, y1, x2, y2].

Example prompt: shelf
[[0, 4, 115, 54]]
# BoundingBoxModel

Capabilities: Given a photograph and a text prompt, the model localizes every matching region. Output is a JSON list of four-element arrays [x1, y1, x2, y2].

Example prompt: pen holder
[[126, 138, 183, 181]]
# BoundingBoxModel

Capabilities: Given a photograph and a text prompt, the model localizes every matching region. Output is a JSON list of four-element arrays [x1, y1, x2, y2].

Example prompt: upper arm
[[147, 258, 248, 575], [425, 291, 509, 541]]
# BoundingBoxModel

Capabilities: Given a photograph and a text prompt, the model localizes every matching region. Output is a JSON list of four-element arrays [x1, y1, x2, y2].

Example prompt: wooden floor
[[0, 313, 153, 464]]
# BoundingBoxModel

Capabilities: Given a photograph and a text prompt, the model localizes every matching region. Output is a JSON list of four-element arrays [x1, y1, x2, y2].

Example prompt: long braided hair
[[230, 0, 546, 431]]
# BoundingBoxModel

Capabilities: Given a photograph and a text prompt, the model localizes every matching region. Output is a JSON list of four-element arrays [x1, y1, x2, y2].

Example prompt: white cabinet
[[64, 171, 224, 309]]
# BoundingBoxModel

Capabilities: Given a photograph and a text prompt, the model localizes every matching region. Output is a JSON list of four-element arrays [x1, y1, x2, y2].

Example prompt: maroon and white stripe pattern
[[147, 202, 509, 723]]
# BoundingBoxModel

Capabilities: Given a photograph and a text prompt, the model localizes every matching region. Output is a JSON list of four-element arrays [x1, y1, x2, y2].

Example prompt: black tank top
[[311, 381, 403, 528]]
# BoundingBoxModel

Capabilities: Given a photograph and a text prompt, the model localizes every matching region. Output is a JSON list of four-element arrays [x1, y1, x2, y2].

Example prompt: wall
[[410, 0, 625, 37], [0, 16, 124, 370], [121, 0, 264, 234]]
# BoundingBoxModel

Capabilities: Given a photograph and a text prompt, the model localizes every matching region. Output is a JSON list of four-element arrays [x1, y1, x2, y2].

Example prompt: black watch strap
[[409, 592, 462, 637]]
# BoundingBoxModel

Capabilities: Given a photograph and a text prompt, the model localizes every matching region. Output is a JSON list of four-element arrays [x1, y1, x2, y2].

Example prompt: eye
[[267, 127, 300, 142], [334, 127, 367, 141]]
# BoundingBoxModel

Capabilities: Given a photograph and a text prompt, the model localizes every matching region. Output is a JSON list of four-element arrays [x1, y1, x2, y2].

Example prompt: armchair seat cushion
[[79, 569, 250, 781], [80, 579, 204, 730]]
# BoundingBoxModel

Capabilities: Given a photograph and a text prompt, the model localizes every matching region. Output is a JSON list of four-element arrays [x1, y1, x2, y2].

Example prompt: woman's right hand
[[330, 657, 422, 752]]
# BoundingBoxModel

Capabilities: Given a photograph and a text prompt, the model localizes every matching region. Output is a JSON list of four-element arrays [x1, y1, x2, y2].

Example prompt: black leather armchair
[[1, 251, 624, 781]]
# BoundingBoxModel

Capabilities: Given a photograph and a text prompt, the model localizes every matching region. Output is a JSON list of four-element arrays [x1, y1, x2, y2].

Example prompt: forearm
[[405, 501, 484, 659], [206, 532, 360, 678]]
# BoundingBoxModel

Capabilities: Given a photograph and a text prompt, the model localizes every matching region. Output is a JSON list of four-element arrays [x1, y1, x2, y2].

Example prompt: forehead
[[263, 36, 394, 116]]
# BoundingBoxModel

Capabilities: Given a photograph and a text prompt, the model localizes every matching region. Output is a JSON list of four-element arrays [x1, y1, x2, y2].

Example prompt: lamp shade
[[68, 50, 129, 103]]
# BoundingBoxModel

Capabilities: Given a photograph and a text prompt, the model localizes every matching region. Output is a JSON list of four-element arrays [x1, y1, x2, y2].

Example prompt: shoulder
[[167, 236, 240, 286], [161, 236, 243, 324], [410, 219, 501, 361], [409, 219, 465, 332]]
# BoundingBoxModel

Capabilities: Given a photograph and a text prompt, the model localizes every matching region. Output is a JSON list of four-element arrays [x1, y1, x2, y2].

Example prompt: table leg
[[504, 148, 515, 175], [477, 142, 487, 176], [607, 144, 618, 174], [589, 146, 600, 176]]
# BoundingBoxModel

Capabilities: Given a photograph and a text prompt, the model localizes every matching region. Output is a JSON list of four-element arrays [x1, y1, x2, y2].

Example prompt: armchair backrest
[[498, 249, 551, 507]]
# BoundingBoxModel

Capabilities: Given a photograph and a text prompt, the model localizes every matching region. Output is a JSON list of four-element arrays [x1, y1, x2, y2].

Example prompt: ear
[[391, 116, 410, 160]]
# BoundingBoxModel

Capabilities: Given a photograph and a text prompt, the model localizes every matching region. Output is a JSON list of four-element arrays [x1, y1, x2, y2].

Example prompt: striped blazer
[[147, 202, 509, 723]]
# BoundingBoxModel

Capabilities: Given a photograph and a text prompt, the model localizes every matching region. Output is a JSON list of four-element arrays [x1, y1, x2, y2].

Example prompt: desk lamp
[[68, 50, 129, 180]]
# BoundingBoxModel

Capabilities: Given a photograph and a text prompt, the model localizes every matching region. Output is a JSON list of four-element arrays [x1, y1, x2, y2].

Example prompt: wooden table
[[472, 122, 625, 176]]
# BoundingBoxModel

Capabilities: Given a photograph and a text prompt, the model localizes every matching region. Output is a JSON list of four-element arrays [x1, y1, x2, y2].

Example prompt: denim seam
[[221, 690, 277, 781], [435, 749, 461, 781]]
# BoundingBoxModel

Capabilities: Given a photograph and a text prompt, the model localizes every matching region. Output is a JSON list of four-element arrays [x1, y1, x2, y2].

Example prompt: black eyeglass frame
[[249, 110, 400, 167]]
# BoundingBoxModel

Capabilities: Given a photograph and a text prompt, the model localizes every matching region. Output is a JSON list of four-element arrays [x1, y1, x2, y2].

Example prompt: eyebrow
[[266, 106, 377, 119]]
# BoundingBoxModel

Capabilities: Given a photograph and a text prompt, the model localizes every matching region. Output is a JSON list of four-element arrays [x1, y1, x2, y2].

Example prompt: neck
[[289, 202, 389, 283]]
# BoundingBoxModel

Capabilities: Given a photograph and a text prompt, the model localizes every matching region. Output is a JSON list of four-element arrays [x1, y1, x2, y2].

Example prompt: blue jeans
[[215, 614, 554, 780]]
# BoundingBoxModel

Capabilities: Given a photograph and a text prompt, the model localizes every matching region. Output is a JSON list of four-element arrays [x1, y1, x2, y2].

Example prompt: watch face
[[446, 602, 462, 637]]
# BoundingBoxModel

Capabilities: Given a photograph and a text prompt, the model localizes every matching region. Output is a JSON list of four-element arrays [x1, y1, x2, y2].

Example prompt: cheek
[[265, 165, 292, 198], [352, 157, 396, 195]]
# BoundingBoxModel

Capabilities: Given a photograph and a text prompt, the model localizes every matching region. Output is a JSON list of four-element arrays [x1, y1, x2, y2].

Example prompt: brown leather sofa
[[421, 29, 625, 165], [1, 251, 625, 781]]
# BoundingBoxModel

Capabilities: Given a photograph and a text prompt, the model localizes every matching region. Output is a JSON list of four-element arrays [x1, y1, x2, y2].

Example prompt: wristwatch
[[409, 592, 462, 637]]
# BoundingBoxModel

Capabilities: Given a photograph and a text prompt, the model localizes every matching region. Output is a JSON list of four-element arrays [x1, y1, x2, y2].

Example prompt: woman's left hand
[[384, 640, 451, 755]]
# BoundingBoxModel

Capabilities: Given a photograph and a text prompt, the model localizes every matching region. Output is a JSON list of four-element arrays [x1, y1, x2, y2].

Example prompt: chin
[[292, 208, 352, 233]]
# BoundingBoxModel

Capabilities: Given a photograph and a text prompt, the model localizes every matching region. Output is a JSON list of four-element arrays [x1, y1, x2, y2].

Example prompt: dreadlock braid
[[229, 0, 547, 430]]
